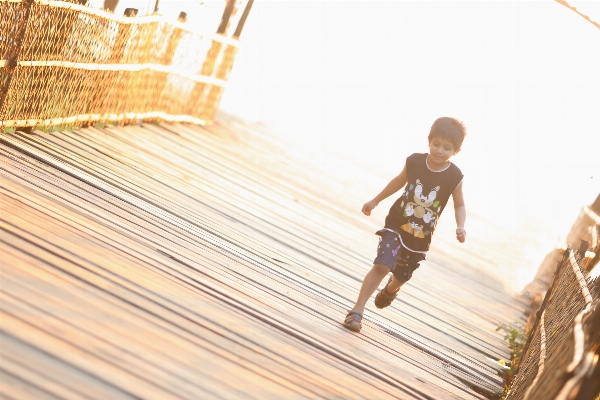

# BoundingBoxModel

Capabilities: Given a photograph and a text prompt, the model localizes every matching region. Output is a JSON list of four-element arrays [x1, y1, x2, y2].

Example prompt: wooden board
[[0, 118, 527, 399]]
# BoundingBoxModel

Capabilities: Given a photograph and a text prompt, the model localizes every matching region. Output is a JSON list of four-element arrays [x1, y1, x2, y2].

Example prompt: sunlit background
[[219, 0, 600, 293], [89, 0, 600, 292]]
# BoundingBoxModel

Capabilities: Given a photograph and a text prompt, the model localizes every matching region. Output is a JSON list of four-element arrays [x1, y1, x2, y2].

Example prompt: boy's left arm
[[452, 181, 466, 243]]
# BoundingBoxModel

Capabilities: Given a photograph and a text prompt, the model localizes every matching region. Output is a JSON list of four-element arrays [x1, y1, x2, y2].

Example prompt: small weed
[[496, 321, 527, 398]]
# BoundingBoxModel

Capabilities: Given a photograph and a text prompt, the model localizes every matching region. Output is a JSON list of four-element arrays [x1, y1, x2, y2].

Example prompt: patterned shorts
[[373, 229, 426, 283]]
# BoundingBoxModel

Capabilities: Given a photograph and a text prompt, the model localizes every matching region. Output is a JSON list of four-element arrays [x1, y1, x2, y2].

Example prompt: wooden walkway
[[0, 117, 526, 399]]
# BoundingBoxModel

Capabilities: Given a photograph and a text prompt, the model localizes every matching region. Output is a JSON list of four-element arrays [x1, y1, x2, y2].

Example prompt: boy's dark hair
[[428, 117, 466, 150]]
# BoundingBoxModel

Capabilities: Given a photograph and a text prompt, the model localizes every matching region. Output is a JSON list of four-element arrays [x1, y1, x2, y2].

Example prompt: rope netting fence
[[1, 0, 247, 130], [507, 202, 600, 400]]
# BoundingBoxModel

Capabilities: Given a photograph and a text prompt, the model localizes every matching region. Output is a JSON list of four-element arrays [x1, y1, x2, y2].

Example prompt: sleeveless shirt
[[384, 153, 463, 253]]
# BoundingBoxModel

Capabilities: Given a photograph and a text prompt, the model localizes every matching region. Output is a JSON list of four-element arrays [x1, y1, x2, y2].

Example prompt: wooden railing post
[[103, 0, 118, 12], [217, 0, 236, 35], [233, 0, 254, 39], [203, 0, 254, 120]]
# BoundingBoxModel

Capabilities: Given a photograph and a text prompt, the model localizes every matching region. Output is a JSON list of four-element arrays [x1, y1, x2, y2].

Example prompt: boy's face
[[428, 137, 459, 163]]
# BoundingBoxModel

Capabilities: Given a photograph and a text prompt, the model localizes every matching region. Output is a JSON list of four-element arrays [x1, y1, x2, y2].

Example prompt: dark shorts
[[374, 229, 426, 283]]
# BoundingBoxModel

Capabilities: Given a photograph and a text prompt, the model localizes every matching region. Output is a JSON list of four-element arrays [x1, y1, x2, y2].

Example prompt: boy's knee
[[373, 263, 392, 276], [392, 262, 421, 283]]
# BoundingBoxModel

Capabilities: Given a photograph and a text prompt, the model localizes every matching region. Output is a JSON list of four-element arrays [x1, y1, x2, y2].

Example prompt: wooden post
[[591, 193, 600, 215], [124, 8, 138, 17], [203, 0, 254, 120], [217, 0, 235, 35], [233, 0, 254, 38], [103, 0, 118, 12]]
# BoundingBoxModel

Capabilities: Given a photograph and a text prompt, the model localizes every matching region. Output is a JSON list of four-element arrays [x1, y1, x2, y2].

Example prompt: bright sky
[[218, 1, 600, 290], [88, 0, 600, 290]]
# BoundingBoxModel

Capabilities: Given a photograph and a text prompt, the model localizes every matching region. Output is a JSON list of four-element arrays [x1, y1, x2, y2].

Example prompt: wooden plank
[[0, 187, 426, 396], [0, 147, 506, 384], [4, 212, 390, 397], [0, 134, 494, 394], [0, 361, 65, 400], [0, 170, 446, 398], [0, 119, 527, 398]]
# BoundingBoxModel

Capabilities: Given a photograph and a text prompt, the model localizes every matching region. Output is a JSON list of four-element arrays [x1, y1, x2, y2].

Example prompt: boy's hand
[[362, 200, 378, 216], [456, 227, 466, 243]]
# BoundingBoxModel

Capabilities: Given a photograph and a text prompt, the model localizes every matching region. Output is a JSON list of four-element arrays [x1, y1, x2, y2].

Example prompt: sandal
[[374, 276, 399, 309], [343, 311, 362, 332]]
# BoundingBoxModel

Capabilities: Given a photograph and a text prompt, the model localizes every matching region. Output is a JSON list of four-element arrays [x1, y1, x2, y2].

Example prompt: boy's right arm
[[362, 164, 408, 216]]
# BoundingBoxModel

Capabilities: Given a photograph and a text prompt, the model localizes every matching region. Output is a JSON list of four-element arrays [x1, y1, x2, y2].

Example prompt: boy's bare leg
[[386, 275, 405, 293], [350, 263, 391, 314]]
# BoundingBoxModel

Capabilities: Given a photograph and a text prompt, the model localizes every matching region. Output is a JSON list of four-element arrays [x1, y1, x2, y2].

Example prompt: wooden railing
[[0, 0, 249, 130], [507, 199, 600, 400]]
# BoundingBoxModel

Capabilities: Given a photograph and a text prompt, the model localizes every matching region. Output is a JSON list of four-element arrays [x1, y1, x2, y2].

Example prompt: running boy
[[343, 117, 467, 333]]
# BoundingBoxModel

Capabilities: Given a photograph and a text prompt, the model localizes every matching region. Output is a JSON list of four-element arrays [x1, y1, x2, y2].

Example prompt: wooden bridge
[[0, 116, 527, 399]]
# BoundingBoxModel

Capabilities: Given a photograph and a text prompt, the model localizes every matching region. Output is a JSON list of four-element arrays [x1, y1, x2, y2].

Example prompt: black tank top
[[385, 153, 463, 253]]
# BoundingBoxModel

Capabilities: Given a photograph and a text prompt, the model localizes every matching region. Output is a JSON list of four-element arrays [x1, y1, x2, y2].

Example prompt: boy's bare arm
[[452, 180, 466, 242], [362, 165, 408, 216]]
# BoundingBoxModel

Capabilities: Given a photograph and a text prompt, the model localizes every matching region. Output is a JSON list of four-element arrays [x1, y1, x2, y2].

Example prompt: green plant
[[496, 321, 527, 397]]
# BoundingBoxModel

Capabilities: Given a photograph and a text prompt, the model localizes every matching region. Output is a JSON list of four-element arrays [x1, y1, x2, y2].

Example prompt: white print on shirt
[[399, 179, 441, 238]]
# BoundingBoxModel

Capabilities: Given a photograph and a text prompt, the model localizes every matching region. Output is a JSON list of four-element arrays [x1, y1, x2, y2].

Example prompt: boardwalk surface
[[0, 117, 526, 399]]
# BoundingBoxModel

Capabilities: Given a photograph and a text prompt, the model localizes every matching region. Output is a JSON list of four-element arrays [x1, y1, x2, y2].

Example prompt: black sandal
[[374, 276, 399, 309], [343, 311, 362, 332]]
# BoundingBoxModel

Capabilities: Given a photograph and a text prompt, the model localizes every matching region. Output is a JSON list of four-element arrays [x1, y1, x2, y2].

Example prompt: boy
[[343, 117, 467, 333]]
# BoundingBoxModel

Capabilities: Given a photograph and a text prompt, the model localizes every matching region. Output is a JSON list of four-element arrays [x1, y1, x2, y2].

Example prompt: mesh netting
[[567, 207, 600, 271], [1, 0, 239, 129], [507, 250, 599, 400]]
